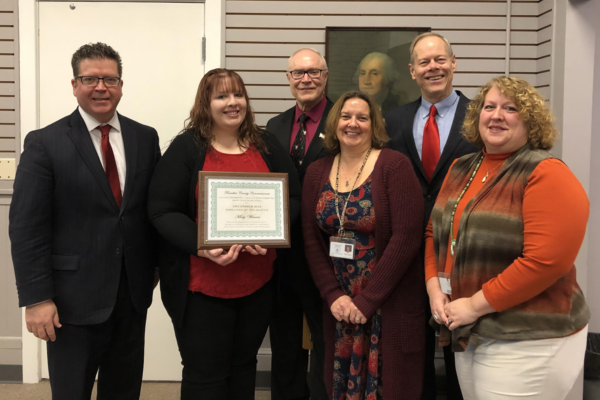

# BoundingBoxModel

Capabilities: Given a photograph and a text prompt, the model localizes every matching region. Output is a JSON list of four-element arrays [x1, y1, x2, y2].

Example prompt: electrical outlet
[[0, 158, 16, 180]]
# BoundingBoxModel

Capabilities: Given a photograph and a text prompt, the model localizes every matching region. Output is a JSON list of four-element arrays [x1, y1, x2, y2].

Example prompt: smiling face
[[336, 98, 373, 153], [287, 49, 328, 111], [210, 79, 247, 134], [358, 57, 385, 97], [478, 86, 528, 154], [71, 58, 123, 123], [409, 36, 456, 104]]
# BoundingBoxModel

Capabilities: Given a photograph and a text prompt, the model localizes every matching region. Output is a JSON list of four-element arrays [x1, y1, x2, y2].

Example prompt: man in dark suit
[[386, 33, 479, 400], [267, 48, 331, 400], [9, 43, 160, 400]]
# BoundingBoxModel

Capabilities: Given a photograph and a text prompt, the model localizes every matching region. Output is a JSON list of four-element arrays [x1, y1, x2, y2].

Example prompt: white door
[[38, 1, 205, 381]]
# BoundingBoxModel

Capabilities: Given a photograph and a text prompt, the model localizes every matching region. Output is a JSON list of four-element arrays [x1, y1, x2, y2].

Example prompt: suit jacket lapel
[[433, 91, 469, 180], [275, 107, 294, 151], [66, 109, 121, 212], [119, 113, 137, 214], [404, 99, 428, 181], [301, 98, 333, 179]]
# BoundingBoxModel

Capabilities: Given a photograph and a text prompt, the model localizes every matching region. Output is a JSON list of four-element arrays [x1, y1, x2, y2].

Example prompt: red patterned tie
[[422, 105, 440, 180], [99, 125, 122, 208]]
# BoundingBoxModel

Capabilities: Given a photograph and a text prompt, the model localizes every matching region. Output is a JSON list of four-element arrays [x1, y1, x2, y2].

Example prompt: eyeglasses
[[288, 69, 326, 80], [75, 76, 121, 87]]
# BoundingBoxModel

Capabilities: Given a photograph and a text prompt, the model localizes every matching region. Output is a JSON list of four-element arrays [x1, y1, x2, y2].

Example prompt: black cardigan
[[147, 130, 301, 326]]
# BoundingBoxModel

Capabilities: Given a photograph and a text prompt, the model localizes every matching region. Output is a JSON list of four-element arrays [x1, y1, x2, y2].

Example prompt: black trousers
[[422, 308, 463, 400], [270, 255, 327, 400], [174, 279, 273, 400], [47, 267, 147, 400]]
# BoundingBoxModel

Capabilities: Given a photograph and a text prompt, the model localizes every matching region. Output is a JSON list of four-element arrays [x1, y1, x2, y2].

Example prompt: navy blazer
[[386, 91, 480, 228], [10, 109, 161, 325]]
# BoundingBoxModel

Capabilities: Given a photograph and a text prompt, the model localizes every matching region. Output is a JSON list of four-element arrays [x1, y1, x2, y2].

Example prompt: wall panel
[[225, 0, 550, 125], [227, 15, 510, 30], [0, 0, 20, 370], [227, 1, 509, 15], [538, 0, 552, 15]]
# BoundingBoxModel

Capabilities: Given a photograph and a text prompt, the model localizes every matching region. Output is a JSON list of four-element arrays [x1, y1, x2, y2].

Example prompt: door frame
[[17, 0, 225, 383]]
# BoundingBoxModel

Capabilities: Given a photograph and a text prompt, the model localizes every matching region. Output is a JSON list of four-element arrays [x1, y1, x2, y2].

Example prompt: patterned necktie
[[422, 105, 440, 180], [99, 125, 122, 208], [291, 114, 308, 171]]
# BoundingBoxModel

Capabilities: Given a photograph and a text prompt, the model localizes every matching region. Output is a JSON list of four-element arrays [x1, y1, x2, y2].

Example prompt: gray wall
[[224, 0, 551, 126], [0, 0, 20, 368], [587, 0, 600, 335]]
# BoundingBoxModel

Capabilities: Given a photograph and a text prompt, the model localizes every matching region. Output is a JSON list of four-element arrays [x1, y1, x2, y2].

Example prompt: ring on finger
[[354, 317, 360, 323], [433, 313, 439, 320], [447, 319, 453, 325]]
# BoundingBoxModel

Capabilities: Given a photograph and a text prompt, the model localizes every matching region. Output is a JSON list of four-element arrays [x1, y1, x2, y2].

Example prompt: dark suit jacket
[[266, 98, 333, 284], [9, 109, 161, 325], [266, 98, 333, 184], [386, 91, 480, 228]]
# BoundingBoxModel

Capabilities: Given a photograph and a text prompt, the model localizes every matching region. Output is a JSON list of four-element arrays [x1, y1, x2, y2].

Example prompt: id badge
[[438, 272, 452, 295], [329, 236, 356, 260]]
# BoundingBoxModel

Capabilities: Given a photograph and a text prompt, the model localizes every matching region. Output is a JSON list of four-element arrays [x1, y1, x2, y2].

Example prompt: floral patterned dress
[[315, 176, 382, 400]]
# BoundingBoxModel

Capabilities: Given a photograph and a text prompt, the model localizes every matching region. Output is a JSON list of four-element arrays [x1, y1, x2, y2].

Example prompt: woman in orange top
[[425, 76, 589, 400]]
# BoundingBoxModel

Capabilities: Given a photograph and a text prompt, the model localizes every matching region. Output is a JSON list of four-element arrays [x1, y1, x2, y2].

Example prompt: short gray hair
[[287, 47, 328, 70], [409, 32, 454, 64]]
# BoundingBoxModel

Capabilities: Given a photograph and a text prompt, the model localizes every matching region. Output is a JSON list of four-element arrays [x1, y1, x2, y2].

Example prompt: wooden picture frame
[[197, 171, 291, 250]]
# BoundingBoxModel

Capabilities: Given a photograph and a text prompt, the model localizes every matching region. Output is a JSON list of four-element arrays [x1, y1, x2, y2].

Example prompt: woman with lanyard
[[302, 91, 425, 399], [425, 76, 589, 399]]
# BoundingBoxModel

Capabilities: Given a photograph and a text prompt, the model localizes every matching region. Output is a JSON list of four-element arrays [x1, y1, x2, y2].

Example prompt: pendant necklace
[[341, 165, 357, 187], [334, 147, 372, 237], [481, 157, 505, 183]]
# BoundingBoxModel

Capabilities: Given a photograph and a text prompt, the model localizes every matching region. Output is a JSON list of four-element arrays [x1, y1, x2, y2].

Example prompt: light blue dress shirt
[[412, 90, 460, 160]]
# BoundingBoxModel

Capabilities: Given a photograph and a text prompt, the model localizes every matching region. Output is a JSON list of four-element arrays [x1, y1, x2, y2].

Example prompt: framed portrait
[[326, 27, 430, 116]]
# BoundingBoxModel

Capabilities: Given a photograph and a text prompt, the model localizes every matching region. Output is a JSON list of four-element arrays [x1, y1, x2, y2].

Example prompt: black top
[[147, 129, 301, 326]]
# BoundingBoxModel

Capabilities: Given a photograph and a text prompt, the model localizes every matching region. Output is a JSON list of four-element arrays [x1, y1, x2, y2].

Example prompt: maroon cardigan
[[302, 148, 426, 399]]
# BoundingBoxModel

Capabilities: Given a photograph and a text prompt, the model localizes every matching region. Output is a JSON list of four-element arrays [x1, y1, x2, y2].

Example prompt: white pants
[[455, 325, 588, 400]]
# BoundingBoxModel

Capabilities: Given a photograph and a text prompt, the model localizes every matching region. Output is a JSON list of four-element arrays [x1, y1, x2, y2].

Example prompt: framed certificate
[[197, 171, 291, 250]]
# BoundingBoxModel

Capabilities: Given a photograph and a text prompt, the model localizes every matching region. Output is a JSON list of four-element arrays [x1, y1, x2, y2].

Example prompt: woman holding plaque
[[425, 76, 589, 399], [147, 68, 301, 399], [301, 91, 425, 399]]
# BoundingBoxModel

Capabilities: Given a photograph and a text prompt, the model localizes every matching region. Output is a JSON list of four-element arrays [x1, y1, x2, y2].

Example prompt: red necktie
[[422, 105, 440, 180], [99, 125, 122, 208]]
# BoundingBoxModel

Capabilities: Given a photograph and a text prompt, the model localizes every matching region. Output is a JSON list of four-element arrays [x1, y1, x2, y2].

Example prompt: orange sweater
[[425, 152, 589, 312]]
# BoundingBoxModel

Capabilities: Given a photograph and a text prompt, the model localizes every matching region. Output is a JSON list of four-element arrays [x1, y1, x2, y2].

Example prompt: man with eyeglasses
[[266, 47, 331, 400], [10, 42, 160, 400]]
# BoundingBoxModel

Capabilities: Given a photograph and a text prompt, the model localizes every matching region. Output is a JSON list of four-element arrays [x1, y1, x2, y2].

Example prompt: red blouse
[[189, 146, 276, 298]]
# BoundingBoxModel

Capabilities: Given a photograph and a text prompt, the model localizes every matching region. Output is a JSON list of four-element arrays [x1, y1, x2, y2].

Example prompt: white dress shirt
[[78, 107, 126, 194], [412, 90, 460, 160]]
